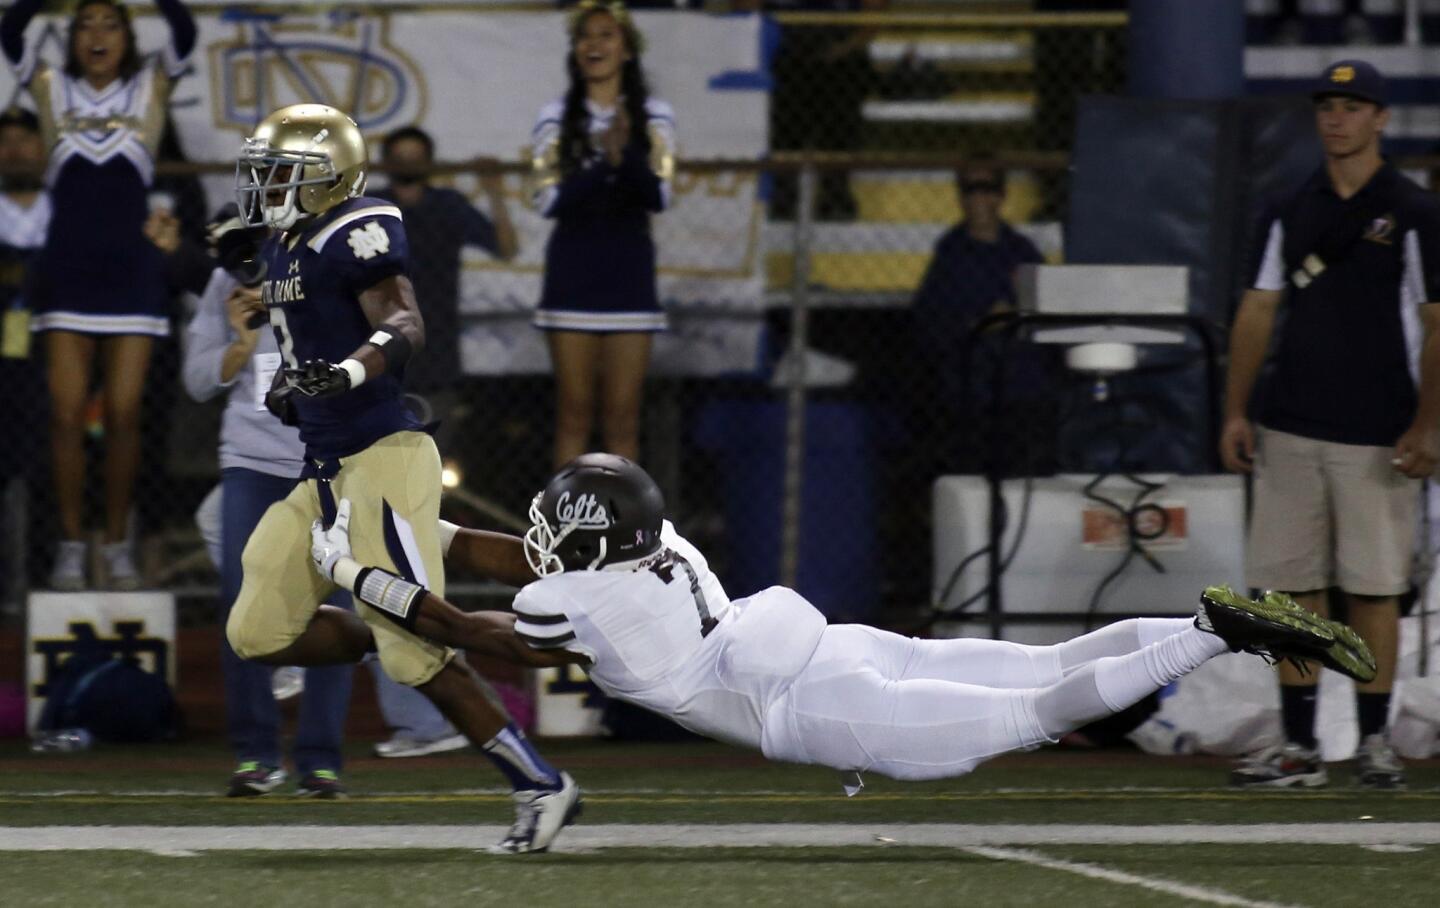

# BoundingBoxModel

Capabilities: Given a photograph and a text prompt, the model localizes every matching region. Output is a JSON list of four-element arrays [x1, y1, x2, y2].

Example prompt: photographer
[[180, 211, 354, 798]]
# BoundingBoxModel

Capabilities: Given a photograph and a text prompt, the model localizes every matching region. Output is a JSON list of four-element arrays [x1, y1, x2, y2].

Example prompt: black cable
[[1081, 471, 1170, 629], [1077, 386, 1173, 628], [933, 473, 1034, 617]]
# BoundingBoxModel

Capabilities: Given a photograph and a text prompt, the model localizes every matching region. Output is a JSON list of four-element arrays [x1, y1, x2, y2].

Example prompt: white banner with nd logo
[[26, 592, 177, 733]]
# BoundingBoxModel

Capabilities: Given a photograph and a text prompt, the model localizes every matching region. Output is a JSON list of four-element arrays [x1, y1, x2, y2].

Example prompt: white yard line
[[0, 823, 1437, 852], [962, 846, 1298, 908], [0, 785, 1424, 798]]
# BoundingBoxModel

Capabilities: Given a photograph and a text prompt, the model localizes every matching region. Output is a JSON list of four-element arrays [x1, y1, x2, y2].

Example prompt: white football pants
[[761, 617, 1226, 780]]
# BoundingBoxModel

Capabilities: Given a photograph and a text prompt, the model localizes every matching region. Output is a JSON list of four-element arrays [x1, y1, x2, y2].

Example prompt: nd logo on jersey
[[209, 12, 427, 135], [348, 222, 391, 260]]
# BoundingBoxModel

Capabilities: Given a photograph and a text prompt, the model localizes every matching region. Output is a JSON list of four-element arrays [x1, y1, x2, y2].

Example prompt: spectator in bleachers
[[0, 107, 49, 590], [911, 159, 1054, 474], [180, 212, 355, 798], [367, 126, 515, 757], [530, 1, 676, 467], [0, 0, 196, 591]]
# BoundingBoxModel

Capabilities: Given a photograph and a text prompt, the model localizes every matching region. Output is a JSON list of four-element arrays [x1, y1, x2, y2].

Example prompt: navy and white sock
[[481, 723, 562, 792]]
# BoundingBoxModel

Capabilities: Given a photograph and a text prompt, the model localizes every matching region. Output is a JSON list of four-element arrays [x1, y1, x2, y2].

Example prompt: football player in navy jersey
[[229, 104, 580, 854]]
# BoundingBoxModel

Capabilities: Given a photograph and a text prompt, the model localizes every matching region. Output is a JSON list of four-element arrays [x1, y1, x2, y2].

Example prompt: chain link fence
[[0, 8, 1136, 627]]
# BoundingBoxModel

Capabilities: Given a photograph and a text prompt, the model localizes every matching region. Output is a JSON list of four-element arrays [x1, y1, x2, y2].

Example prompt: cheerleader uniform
[[0, 0, 195, 337], [530, 96, 675, 332]]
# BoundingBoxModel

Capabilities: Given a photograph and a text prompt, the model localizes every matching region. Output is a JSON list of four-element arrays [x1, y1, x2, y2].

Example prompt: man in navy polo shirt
[[1220, 60, 1440, 789]]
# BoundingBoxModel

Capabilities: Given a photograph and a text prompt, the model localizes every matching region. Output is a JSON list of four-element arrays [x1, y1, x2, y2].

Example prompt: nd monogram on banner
[[205, 11, 425, 135]]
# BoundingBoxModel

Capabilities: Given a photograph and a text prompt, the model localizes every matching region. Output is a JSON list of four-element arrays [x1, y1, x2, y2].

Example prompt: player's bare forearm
[[1223, 289, 1282, 420], [413, 595, 583, 669], [447, 528, 536, 588], [351, 275, 426, 381]]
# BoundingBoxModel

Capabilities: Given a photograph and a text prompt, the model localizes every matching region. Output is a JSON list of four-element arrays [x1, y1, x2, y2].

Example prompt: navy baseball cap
[[1312, 60, 1387, 107]]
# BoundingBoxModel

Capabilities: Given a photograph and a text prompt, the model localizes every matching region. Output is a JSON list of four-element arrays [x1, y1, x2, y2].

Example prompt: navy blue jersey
[[1247, 164, 1440, 446], [260, 197, 422, 460]]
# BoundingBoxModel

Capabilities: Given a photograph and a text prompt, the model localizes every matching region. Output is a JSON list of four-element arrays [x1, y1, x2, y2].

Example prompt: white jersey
[[513, 522, 828, 752]]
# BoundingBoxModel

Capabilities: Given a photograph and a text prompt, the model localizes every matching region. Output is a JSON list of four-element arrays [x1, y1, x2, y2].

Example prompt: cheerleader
[[530, 0, 675, 467], [0, 0, 195, 589]]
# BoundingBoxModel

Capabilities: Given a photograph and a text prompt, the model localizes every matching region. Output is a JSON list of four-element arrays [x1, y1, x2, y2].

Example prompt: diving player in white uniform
[[309, 454, 1378, 785]]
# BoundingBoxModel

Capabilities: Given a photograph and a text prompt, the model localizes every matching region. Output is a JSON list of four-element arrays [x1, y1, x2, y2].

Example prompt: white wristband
[[438, 520, 461, 557], [332, 555, 363, 591], [338, 358, 367, 389]]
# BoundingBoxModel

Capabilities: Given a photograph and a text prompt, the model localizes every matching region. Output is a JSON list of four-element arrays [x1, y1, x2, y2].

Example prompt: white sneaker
[[271, 667, 305, 702], [101, 541, 140, 590], [490, 772, 582, 854], [373, 732, 469, 758], [49, 540, 87, 591], [1356, 733, 1406, 790]]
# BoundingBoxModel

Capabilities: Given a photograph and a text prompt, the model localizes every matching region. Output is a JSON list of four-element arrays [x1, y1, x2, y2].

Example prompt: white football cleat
[[490, 772, 582, 854]]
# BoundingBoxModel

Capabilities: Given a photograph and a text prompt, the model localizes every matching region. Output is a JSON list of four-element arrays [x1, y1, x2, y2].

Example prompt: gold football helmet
[[236, 104, 368, 230]]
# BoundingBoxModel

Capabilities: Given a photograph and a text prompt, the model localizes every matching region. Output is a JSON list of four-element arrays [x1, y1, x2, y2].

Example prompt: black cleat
[[1248, 592, 1378, 683], [1196, 585, 1336, 665], [296, 769, 347, 799], [227, 762, 286, 798]]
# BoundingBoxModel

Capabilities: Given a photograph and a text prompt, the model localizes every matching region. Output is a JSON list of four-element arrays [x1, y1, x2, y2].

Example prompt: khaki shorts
[[1245, 427, 1419, 596], [226, 431, 453, 686]]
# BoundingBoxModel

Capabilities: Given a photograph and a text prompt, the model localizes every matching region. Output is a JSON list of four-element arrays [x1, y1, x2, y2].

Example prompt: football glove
[[263, 368, 300, 427], [285, 359, 353, 398], [310, 498, 353, 582]]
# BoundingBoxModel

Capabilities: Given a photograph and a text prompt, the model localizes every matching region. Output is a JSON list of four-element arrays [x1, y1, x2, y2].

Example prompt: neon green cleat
[[1196, 585, 1336, 667], [1259, 592, 1378, 684]]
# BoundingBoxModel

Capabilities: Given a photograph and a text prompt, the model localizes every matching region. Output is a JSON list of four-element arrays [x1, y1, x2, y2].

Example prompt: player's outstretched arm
[[437, 520, 536, 588], [310, 500, 582, 669], [420, 607, 584, 670]]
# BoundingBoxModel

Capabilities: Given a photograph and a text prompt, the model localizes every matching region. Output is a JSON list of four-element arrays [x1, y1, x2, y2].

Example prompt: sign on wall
[[25, 592, 177, 733]]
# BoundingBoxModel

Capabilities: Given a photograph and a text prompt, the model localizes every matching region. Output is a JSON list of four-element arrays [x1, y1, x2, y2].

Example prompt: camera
[[211, 218, 268, 289], [206, 208, 270, 328]]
